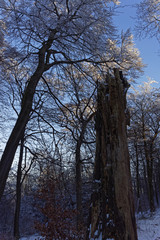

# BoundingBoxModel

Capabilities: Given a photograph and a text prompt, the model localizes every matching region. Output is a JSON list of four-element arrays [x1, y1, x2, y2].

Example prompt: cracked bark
[[87, 69, 137, 240]]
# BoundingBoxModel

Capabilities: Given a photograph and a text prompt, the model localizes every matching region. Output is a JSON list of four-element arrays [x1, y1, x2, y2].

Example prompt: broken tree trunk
[[87, 69, 137, 240]]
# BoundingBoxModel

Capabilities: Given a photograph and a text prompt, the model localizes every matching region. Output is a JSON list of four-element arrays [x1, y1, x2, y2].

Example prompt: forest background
[[0, 0, 160, 240]]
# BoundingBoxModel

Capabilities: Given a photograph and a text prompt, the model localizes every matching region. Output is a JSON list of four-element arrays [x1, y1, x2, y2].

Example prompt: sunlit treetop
[[101, 30, 145, 78], [0, 0, 145, 79], [136, 0, 160, 41], [0, 0, 118, 62]]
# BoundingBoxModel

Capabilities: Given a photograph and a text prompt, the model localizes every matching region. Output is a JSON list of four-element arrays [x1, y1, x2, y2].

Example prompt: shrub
[[35, 179, 84, 240]]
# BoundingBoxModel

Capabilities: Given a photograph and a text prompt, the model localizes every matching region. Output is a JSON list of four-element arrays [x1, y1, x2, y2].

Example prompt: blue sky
[[114, 0, 160, 87]]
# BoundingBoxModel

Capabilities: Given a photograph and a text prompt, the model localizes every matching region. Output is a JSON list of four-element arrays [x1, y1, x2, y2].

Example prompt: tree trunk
[[14, 134, 24, 239], [135, 142, 140, 198], [142, 121, 155, 212], [0, 34, 55, 200], [75, 114, 95, 231], [75, 119, 91, 230], [147, 158, 155, 212], [0, 70, 42, 200], [135, 141, 142, 212], [76, 139, 83, 230], [87, 69, 137, 240], [154, 173, 159, 206]]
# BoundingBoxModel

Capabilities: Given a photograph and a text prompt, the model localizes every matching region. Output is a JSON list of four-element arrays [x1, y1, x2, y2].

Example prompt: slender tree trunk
[[141, 156, 148, 208], [143, 136, 155, 212], [147, 158, 155, 212], [14, 134, 24, 240], [135, 141, 142, 212], [142, 124, 155, 212], [75, 114, 94, 231], [75, 139, 83, 230], [154, 174, 159, 206], [135, 142, 140, 198], [75, 120, 90, 230], [87, 69, 137, 240], [0, 70, 42, 200]]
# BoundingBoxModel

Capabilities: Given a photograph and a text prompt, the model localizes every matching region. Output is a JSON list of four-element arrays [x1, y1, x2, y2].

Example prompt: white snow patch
[[20, 208, 160, 240], [137, 208, 160, 240], [94, 179, 101, 183], [20, 234, 44, 240]]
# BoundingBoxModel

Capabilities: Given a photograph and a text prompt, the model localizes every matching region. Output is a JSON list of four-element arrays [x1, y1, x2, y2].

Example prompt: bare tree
[[39, 63, 96, 230], [136, 0, 160, 41], [128, 80, 160, 212], [0, 0, 119, 199]]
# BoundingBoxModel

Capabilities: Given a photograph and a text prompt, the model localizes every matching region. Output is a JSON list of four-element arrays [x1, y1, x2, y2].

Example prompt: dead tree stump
[[87, 69, 137, 240]]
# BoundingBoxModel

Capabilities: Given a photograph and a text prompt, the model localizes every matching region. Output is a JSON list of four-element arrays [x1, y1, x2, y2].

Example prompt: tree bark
[[147, 157, 155, 212], [142, 118, 155, 212], [0, 36, 54, 200], [135, 140, 142, 212], [75, 139, 83, 230], [87, 69, 137, 240], [14, 134, 24, 240], [135, 142, 140, 198], [75, 116, 94, 231]]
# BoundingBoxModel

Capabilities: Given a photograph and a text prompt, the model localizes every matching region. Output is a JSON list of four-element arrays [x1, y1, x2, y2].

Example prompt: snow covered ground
[[20, 235, 43, 240], [20, 209, 160, 240], [137, 208, 160, 240]]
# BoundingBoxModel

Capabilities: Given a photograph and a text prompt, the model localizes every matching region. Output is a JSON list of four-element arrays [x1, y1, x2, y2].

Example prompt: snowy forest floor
[[19, 208, 160, 240], [137, 208, 160, 240]]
